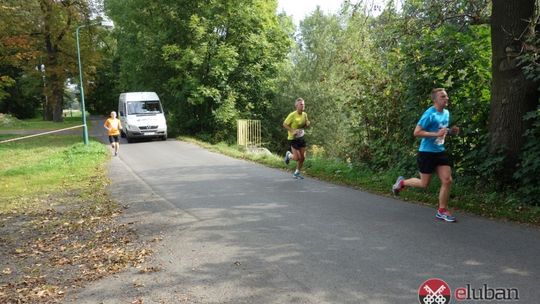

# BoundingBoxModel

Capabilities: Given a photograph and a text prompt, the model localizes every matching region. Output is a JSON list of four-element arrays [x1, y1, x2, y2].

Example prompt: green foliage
[[277, 6, 399, 167], [105, 0, 292, 140], [399, 24, 492, 176], [517, 1, 539, 85], [0, 75, 15, 102], [0, 68, 42, 119], [514, 107, 540, 205], [510, 1, 540, 205], [86, 54, 120, 115], [279, 4, 492, 176], [0, 113, 23, 127]]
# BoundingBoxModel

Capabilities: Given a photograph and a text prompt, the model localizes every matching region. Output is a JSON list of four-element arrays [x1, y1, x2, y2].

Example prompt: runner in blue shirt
[[392, 88, 460, 222]]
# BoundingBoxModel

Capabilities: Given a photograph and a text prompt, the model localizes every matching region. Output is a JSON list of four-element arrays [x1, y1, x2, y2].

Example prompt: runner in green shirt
[[283, 98, 310, 179]]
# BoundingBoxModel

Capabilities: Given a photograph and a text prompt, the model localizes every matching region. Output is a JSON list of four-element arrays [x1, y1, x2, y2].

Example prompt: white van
[[118, 92, 167, 143]]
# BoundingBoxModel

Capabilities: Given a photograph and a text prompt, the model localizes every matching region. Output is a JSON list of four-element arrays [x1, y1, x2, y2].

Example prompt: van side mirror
[[119, 111, 124, 116]]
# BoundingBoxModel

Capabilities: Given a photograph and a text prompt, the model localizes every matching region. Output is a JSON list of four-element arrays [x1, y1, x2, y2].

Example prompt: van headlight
[[126, 124, 139, 131]]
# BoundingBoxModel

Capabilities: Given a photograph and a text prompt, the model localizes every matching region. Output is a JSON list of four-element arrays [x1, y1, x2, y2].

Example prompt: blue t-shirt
[[417, 106, 450, 152]]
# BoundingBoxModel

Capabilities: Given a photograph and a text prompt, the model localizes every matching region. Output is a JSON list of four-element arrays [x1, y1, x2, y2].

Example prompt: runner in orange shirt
[[104, 111, 122, 156]]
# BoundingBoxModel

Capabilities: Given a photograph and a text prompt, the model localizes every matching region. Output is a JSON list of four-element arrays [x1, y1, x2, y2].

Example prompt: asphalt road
[[68, 120, 540, 304]]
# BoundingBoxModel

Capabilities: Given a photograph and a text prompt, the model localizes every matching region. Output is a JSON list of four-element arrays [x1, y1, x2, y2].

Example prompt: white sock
[[294, 169, 300, 174]]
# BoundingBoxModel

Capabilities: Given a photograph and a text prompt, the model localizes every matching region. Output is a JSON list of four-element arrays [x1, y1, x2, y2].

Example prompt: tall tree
[[39, 0, 92, 121], [489, 0, 540, 176]]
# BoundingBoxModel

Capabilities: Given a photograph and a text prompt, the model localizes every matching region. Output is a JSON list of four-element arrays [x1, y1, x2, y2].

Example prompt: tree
[[39, 0, 93, 122], [0, 1, 107, 121], [105, 0, 292, 140], [0, 1, 42, 117], [488, 0, 540, 177]]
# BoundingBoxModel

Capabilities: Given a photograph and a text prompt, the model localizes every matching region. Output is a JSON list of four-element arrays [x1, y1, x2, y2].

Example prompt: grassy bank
[[0, 136, 106, 211], [0, 136, 149, 302], [0, 116, 86, 130], [179, 136, 540, 225]]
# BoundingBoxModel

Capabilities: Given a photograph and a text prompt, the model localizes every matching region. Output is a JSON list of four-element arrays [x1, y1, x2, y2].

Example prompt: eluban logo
[[455, 284, 519, 301], [418, 278, 451, 304]]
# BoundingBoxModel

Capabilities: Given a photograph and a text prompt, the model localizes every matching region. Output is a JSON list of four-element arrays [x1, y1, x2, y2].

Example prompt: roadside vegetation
[[0, 135, 150, 303], [180, 136, 540, 226], [0, 114, 85, 131]]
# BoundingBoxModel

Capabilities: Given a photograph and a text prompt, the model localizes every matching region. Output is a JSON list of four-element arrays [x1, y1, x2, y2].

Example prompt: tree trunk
[[51, 81, 64, 122], [43, 56, 64, 122], [40, 0, 66, 122], [489, 0, 540, 178], [43, 95, 52, 120]]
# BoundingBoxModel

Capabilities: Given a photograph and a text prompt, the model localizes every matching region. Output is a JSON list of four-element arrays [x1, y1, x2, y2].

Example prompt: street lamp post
[[76, 20, 114, 145], [75, 25, 89, 145]]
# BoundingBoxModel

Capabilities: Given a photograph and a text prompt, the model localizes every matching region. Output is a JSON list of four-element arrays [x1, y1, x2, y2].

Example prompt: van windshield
[[127, 100, 162, 115]]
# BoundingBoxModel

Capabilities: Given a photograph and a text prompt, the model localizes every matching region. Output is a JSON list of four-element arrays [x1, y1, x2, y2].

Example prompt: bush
[[514, 107, 540, 205], [0, 113, 24, 127]]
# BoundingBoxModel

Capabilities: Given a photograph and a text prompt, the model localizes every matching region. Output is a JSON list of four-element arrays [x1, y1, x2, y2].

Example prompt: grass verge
[[0, 136, 150, 303], [0, 116, 87, 130], [179, 136, 540, 226]]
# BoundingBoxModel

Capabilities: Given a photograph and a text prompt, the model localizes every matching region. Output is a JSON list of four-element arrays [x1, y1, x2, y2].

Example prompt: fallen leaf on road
[[138, 266, 161, 273], [133, 281, 145, 288]]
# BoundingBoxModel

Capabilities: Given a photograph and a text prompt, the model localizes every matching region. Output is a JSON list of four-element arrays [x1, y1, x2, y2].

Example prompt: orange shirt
[[104, 118, 122, 136]]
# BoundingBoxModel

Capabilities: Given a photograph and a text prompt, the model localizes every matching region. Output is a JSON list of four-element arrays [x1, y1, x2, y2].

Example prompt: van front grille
[[139, 125, 158, 130]]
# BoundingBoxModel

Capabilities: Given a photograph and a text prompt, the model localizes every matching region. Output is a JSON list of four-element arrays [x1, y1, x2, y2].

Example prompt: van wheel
[[127, 137, 133, 143], [161, 135, 167, 141], [121, 131, 126, 138]]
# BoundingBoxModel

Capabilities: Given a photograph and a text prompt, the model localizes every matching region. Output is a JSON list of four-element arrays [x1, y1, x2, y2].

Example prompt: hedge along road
[[67, 116, 540, 304]]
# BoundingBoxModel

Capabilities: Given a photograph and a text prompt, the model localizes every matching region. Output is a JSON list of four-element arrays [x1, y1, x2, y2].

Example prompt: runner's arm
[[413, 125, 446, 138], [283, 122, 295, 133]]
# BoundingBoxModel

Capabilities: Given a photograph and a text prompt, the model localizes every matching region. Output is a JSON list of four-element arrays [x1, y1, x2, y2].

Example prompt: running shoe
[[284, 151, 292, 165], [436, 210, 456, 222], [293, 171, 304, 179], [392, 176, 405, 195]]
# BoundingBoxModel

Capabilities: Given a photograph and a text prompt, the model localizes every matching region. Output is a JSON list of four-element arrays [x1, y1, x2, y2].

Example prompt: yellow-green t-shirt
[[284, 111, 308, 140]]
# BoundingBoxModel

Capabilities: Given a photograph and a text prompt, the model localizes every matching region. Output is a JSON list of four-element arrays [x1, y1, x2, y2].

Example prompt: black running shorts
[[289, 137, 307, 150], [417, 151, 452, 174], [108, 135, 120, 143]]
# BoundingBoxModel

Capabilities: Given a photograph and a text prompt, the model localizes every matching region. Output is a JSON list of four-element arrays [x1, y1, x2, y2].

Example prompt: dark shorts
[[108, 135, 120, 143], [417, 151, 452, 174], [289, 137, 307, 150]]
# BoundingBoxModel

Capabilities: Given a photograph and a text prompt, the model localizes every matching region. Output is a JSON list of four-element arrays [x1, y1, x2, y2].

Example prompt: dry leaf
[[138, 266, 160, 274]]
